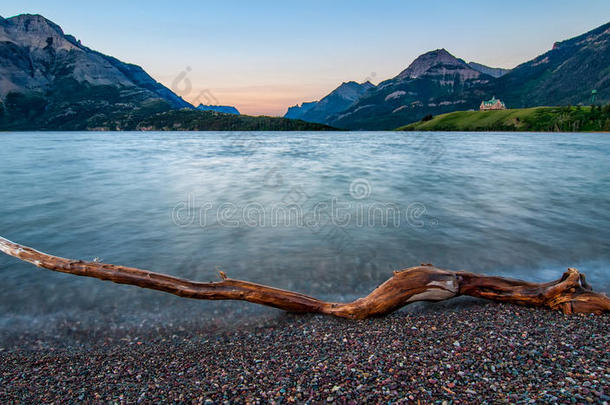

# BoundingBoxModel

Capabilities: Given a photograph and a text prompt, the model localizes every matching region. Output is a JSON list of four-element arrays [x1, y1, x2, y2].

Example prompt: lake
[[1, 131, 609, 330]]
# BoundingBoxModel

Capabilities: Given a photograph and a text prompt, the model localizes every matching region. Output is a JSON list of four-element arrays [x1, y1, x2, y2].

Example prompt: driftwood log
[[0, 236, 608, 318]]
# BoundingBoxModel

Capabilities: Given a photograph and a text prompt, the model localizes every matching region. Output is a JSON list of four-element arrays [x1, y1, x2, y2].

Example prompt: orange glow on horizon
[[183, 84, 331, 117]]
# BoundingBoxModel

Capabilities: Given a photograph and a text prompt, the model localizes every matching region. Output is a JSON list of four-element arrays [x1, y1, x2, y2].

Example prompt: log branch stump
[[0, 236, 608, 318]]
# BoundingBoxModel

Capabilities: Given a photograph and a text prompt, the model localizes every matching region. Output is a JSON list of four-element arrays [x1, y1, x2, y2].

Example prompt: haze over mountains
[[286, 22, 610, 130], [1, 13, 608, 131]]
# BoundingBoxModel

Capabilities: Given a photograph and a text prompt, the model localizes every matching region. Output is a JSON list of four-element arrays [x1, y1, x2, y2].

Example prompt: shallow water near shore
[[0, 131, 609, 335]]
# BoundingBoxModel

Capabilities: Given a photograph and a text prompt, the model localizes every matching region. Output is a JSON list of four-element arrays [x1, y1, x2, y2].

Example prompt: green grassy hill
[[397, 105, 610, 132]]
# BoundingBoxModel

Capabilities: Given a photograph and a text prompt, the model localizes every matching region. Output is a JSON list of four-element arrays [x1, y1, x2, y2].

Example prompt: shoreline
[[1, 301, 608, 403]]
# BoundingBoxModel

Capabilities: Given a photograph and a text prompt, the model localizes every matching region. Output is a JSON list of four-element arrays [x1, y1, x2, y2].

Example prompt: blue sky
[[3, 1, 610, 115]]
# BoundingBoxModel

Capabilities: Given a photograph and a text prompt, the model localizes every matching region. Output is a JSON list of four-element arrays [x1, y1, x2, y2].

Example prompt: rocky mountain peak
[[1, 14, 78, 51], [0, 13, 191, 109], [397, 48, 469, 79], [332, 81, 375, 101], [4, 14, 66, 39]]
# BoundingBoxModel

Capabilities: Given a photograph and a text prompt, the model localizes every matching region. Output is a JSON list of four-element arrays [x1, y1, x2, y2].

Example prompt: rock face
[[0, 14, 191, 130], [196, 104, 240, 115], [283, 81, 375, 124], [395, 48, 477, 80], [0, 14, 191, 107]]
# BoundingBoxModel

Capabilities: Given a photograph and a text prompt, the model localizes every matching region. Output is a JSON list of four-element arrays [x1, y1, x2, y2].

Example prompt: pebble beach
[[0, 301, 608, 404]]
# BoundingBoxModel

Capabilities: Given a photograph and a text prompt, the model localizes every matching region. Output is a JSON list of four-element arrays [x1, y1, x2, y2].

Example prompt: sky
[[2, 1, 610, 116]]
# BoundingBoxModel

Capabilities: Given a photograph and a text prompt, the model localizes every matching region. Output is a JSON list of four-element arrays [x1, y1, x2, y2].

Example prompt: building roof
[[481, 97, 504, 105]]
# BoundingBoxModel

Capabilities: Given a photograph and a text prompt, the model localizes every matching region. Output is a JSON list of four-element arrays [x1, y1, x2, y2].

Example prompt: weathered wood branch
[[1, 236, 608, 318]]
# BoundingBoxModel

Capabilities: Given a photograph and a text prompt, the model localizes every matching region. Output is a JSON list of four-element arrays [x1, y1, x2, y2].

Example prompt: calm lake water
[[0, 131, 609, 329]]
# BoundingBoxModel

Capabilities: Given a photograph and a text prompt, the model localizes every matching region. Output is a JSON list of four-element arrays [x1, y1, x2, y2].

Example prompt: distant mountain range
[[328, 49, 497, 129], [196, 104, 240, 115], [286, 22, 610, 130], [285, 81, 374, 124], [2, 14, 608, 131], [0, 14, 327, 131], [466, 62, 510, 78]]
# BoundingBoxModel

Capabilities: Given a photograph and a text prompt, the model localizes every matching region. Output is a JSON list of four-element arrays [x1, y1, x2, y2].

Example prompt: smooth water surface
[[1, 131, 608, 328]]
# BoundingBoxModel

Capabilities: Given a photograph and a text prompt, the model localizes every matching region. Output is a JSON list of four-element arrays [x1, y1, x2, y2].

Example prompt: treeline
[[0, 87, 336, 131], [135, 110, 336, 131], [528, 104, 610, 132], [0, 83, 172, 131]]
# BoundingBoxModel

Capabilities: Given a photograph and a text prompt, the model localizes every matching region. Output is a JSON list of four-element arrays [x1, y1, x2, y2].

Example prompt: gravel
[[0, 301, 608, 404]]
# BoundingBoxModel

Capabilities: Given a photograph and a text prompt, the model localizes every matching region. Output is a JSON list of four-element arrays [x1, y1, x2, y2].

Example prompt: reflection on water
[[0, 131, 608, 326]]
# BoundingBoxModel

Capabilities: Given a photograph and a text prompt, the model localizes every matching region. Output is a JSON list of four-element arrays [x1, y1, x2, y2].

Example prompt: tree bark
[[1, 236, 608, 318]]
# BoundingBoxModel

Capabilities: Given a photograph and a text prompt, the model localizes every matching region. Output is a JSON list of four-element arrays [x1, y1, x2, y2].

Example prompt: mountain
[[328, 49, 493, 129], [0, 14, 333, 131], [467, 62, 510, 78], [3, 14, 608, 131], [284, 101, 317, 119], [196, 104, 240, 115], [283, 81, 375, 124], [393, 48, 474, 80], [0, 14, 195, 130], [489, 21, 610, 108], [291, 22, 610, 130]]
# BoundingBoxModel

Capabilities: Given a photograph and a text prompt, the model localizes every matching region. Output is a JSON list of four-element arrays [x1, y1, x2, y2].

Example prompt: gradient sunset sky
[[3, 1, 610, 116]]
